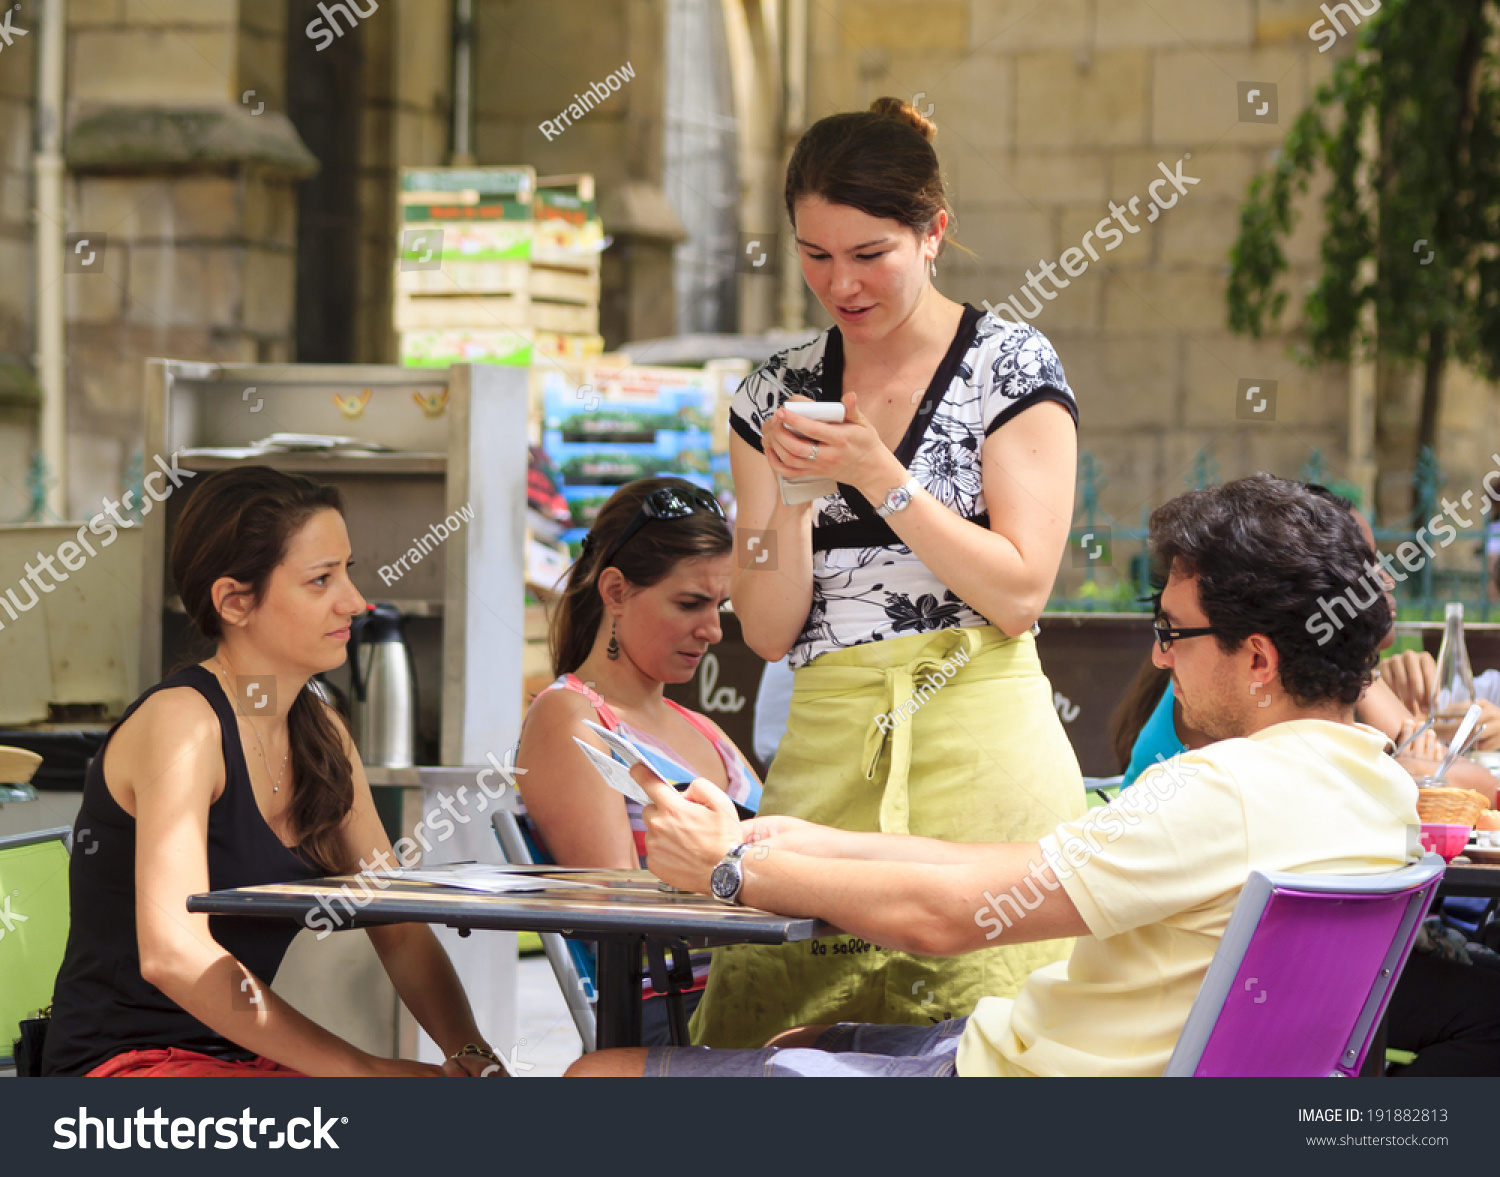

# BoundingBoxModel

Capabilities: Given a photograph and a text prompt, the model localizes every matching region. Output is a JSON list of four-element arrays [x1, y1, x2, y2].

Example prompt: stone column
[[61, 0, 316, 515]]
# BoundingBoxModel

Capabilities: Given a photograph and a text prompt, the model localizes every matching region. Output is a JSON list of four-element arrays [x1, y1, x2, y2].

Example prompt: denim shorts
[[644, 1017, 967, 1077]]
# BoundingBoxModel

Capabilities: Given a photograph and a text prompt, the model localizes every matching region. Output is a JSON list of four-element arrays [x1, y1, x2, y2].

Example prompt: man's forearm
[[776, 823, 1009, 865], [737, 842, 1083, 956]]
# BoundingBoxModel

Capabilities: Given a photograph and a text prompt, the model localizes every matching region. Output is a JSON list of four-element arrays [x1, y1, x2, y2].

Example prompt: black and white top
[[730, 304, 1077, 669]]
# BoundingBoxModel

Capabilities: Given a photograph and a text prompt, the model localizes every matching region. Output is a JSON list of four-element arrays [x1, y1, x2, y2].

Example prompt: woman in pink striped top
[[516, 478, 761, 870]]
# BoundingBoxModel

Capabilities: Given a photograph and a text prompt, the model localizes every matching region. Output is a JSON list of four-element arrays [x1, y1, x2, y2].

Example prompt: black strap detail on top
[[814, 304, 985, 553]]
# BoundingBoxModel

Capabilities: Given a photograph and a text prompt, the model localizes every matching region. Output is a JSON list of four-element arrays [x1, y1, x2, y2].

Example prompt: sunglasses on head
[[593, 486, 726, 571]]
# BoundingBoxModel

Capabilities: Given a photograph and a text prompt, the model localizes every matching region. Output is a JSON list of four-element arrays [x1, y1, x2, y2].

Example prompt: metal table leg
[[594, 936, 643, 1049]]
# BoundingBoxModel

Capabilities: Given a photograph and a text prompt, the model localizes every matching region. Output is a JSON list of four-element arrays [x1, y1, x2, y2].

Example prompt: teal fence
[[1054, 445, 1497, 623]]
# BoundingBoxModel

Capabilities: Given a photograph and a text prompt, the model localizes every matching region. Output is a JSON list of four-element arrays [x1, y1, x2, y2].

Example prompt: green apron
[[690, 625, 1086, 1048]]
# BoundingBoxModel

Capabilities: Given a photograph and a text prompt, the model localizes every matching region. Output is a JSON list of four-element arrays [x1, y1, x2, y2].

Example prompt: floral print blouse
[[729, 304, 1077, 669]]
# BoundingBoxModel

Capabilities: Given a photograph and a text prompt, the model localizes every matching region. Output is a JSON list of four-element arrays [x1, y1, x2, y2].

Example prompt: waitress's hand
[[764, 394, 903, 498]]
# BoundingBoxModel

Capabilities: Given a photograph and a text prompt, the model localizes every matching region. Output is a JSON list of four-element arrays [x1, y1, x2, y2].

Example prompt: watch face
[[710, 862, 740, 901], [886, 487, 911, 512]]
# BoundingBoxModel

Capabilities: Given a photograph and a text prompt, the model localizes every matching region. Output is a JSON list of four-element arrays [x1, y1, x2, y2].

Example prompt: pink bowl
[[1420, 822, 1471, 862]]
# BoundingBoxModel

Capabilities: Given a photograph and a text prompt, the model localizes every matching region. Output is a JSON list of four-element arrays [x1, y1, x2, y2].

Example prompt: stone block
[[804, 50, 861, 120], [0, 236, 30, 317], [1258, 0, 1335, 45], [243, 177, 297, 249], [65, 258, 126, 324], [971, 0, 1090, 50], [984, 152, 1109, 207], [241, 0, 288, 35], [840, 2, 967, 52], [68, 0, 122, 27], [126, 244, 240, 327], [124, 0, 236, 22], [242, 247, 295, 336], [0, 29, 34, 99], [395, 0, 452, 108], [72, 28, 236, 104], [951, 205, 1053, 270], [1057, 202, 1154, 266], [978, 264, 1100, 332], [1109, 146, 1258, 203], [474, 1, 628, 121], [1182, 333, 1344, 428], [883, 52, 1013, 157], [75, 175, 240, 241], [1159, 200, 1244, 267], [236, 24, 286, 114], [1102, 268, 1228, 332], [1151, 48, 1307, 146], [395, 108, 449, 167], [1096, 0, 1255, 48], [1017, 50, 1149, 148], [1058, 333, 1182, 429]]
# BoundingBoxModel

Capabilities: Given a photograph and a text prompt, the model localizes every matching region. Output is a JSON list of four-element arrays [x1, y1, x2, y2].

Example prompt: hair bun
[[869, 96, 936, 142]]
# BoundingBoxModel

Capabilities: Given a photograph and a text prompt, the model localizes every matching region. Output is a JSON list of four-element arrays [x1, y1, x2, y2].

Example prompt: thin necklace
[[214, 655, 288, 795]]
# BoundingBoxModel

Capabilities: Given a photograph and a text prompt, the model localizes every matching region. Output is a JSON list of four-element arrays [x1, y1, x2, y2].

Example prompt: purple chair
[[1165, 854, 1445, 1077]]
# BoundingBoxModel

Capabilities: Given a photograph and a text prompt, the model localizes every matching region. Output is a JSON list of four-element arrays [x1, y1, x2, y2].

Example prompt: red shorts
[[87, 1048, 303, 1077]]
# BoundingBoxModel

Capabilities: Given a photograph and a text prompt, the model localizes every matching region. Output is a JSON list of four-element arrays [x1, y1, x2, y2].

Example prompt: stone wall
[[46, 0, 313, 518]]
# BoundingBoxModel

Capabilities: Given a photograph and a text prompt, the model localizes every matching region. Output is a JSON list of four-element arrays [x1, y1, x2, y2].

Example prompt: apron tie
[[860, 627, 983, 834]]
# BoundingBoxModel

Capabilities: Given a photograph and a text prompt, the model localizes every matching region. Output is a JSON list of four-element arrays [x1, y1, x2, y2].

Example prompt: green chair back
[[0, 828, 71, 1063]]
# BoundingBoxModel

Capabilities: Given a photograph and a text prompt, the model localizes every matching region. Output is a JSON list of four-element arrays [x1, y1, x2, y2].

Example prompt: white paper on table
[[398, 863, 604, 894]]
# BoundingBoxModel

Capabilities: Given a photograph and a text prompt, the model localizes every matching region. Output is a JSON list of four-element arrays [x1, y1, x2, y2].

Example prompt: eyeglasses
[[595, 486, 727, 571], [1152, 618, 1220, 652]]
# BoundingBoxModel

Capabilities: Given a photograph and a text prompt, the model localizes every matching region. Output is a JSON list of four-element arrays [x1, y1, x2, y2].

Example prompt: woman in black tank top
[[42, 466, 499, 1077]]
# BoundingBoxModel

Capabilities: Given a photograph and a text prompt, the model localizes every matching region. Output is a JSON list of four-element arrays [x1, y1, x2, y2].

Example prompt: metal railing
[[1053, 445, 1496, 622]]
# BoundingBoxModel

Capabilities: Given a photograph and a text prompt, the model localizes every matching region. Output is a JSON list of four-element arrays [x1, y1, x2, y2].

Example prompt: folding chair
[[0, 827, 73, 1076], [491, 810, 597, 1053], [1165, 853, 1445, 1076]]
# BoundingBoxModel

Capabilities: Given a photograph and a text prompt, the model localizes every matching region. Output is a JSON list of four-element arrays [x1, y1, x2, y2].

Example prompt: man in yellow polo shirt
[[568, 475, 1420, 1078]]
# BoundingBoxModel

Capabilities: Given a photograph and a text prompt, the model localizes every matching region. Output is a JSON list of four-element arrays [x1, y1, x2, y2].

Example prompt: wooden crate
[[396, 260, 599, 303], [395, 288, 600, 335]]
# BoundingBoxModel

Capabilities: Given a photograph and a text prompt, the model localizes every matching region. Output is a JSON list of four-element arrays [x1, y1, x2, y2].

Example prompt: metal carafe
[[348, 603, 417, 768]]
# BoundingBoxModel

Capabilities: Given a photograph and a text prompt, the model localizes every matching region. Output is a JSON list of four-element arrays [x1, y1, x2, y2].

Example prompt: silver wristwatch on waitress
[[876, 475, 922, 518]]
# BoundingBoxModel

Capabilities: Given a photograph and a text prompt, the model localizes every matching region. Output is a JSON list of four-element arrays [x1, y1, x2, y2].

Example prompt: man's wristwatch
[[710, 843, 753, 905], [876, 475, 921, 518]]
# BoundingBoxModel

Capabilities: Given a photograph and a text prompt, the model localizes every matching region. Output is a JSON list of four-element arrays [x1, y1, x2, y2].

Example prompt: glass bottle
[[1431, 602, 1477, 744]]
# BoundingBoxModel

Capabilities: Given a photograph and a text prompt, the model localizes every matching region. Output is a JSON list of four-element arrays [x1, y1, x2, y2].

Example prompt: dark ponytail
[[550, 477, 732, 677], [171, 465, 356, 875]]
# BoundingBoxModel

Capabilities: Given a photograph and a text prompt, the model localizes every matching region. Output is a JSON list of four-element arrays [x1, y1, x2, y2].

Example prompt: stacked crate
[[396, 168, 605, 368]]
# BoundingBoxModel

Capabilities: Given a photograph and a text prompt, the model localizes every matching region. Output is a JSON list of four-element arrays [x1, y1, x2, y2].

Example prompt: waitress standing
[[695, 97, 1086, 1048]]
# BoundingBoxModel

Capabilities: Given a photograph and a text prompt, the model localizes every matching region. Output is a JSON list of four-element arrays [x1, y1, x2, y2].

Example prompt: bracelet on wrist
[[449, 1042, 500, 1066]]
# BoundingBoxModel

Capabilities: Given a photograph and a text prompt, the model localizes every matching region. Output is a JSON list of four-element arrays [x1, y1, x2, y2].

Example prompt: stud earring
[[606, 620, 620, 661]]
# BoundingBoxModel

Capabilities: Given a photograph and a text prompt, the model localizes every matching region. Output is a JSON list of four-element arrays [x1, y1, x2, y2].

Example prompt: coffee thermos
[[348, 603, 417, 768]]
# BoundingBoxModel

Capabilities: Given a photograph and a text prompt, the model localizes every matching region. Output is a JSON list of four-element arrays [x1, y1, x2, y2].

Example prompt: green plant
[[1227, 0, 1500, 461]]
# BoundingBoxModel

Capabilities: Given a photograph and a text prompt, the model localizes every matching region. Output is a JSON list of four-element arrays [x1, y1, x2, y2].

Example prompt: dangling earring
[[606, 619, 620, 661], [930, 257, 937, 278]]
